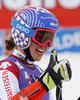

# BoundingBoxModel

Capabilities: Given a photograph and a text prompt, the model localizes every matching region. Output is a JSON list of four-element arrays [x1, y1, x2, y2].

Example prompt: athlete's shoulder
[[0, 59, 17, 70], [0, 59, 20, 79]]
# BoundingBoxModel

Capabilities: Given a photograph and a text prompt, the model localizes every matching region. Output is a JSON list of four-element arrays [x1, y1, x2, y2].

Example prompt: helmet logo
[[16, 24, 29, 33], [50, 23, 58, 26], [41, 16, 53, 19]]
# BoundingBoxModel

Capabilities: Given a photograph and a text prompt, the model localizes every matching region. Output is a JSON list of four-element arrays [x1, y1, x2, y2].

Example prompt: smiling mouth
[[37, 48, 44, 53], [37, 48, 44, 52], [36, 49, 44, 56]]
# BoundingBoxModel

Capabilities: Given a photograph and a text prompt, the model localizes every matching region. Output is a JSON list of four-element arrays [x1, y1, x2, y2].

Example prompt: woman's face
[[29, 42, 49, 61]]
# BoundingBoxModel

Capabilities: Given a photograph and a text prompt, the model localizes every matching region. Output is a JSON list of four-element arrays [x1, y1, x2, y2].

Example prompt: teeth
[[37, 49, 44, 52]]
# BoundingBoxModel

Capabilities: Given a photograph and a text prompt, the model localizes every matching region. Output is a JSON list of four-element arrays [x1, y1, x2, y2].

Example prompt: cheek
[[29, 42, 36, 53], [30, 48, 41, 61], [29, 46, 42, 61], [29, 42, 44, 61]]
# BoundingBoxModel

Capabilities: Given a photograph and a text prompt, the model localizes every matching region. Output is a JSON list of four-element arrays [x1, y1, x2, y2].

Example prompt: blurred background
[[0, 0, 80, 100]]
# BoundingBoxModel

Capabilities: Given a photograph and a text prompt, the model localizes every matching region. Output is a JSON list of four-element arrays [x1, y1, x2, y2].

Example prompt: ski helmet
[[11, 6, 59, 49]]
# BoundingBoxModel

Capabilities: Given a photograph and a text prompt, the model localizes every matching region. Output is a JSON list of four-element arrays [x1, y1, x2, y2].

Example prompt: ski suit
[[0, 49, 54, 100]]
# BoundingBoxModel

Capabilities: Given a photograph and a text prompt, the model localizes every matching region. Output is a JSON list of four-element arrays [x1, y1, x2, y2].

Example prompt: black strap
[[56, 84, 62, 100], [77, 97, 80, 100], [24, 48, 34, 61], [56, 68, 62, 100]]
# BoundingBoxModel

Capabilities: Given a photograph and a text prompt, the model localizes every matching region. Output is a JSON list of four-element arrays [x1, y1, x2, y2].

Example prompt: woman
[[0, 6, 72, 100]]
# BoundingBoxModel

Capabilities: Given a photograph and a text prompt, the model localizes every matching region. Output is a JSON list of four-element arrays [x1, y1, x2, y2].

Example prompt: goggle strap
[[11, 16, 36, 37]]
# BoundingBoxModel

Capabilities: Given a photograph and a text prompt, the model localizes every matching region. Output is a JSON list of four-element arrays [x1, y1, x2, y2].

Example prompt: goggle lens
[[32, 29, 56, 47]]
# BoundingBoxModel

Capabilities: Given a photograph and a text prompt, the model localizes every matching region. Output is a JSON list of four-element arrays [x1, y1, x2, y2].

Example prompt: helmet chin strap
[[24, 48, 34, 61]]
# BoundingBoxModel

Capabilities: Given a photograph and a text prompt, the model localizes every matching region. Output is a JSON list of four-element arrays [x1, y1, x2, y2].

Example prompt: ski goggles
[[32, 29, 57, 47]]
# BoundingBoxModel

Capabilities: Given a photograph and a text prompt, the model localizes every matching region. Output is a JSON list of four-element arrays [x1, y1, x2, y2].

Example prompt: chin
[[34, 57, 42, 61]]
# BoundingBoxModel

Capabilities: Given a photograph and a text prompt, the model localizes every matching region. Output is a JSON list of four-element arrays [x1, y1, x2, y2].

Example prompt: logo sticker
[[0, 62, 11, 69]]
